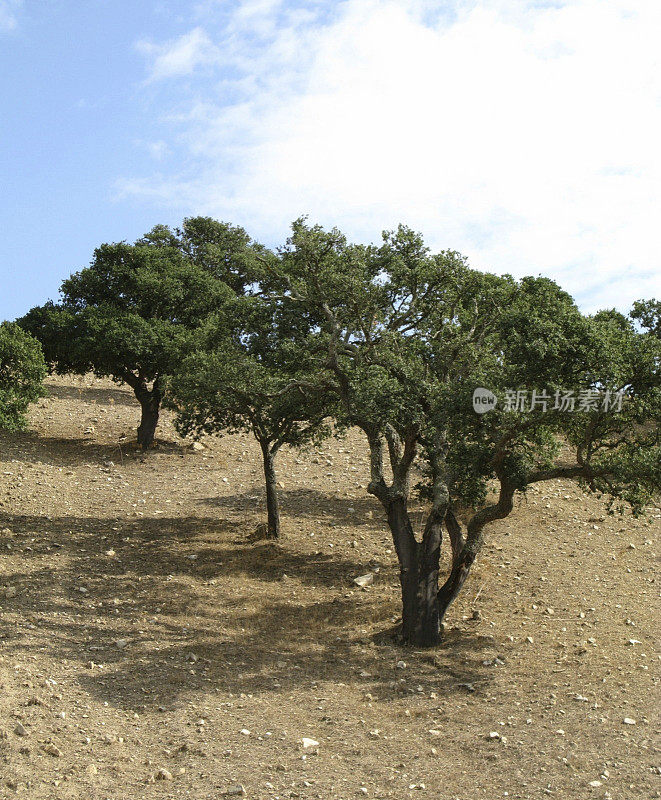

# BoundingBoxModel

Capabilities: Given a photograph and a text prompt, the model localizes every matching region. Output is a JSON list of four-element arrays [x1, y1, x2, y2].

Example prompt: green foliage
[[629, 300, 661, 339], [0, 322, 46, 432], [630, 298, 660, 338], [175, 217, 269, 294], [274, 219, 660, 517], [17, 219, 268, 392], [168, 295, 334, 451], [20, 236, 234, 385]]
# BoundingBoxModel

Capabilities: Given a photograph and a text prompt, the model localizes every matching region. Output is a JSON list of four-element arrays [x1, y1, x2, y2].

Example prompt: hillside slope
[[0, 375, 659, 799]]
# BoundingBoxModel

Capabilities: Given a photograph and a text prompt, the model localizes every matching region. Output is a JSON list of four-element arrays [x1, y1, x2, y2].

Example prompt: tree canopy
[[0, 321, 46, 432], [168, 293, 335, 537], [263, 219, 660, 644], [19, 218, 263, 447], [630, 298, 661, 338]]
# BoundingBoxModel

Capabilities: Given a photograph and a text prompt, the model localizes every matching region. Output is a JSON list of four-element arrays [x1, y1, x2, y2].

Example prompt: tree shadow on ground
[[44, 382, 136, 408], [0, 510, 380, 599], [0, 429, 187, 467], [0, 511, 499, 713], [203, 488, 386, 529]]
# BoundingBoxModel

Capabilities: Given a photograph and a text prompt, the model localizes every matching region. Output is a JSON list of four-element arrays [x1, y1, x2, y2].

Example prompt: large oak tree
[[272, 220, 660, 645]]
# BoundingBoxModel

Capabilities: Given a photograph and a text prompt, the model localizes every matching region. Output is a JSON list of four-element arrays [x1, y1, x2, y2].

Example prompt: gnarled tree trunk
[[414, 514, 443, 646], [385, 496, 445, 646], [134, 380, 162, 450], [367, 427, 449, 647]]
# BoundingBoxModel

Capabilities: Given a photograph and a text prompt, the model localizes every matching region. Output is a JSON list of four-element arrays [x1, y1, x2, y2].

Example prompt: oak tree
[[274, 220, 660, 645], [168, 295, 333, 537], [0, 322, 46, 433], [19, 219, 261, 448]]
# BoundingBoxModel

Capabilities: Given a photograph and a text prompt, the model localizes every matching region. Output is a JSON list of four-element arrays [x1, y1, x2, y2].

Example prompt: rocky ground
[[0, 375, 659, 800]]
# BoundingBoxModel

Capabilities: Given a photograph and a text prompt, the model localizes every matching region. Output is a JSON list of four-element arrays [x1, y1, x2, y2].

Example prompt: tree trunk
[[260, 439, 280, 538], [134, 384, 162, 449], [435, 475, 513, 624], [437, 548, 476, 625], [413, 516, 443, 646], [385, 498, 445, 646], [386, 497, 419, 643]]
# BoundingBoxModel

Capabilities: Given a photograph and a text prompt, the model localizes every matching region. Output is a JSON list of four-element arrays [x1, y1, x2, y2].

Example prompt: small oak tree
[[19, 219, 261, 448], [273, 220, 660, 645], [0, 322, 46, 432], [168, 296, 334, 537]]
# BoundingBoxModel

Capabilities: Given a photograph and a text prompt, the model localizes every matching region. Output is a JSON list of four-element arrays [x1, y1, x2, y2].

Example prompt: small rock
[[589, 780, 602, 787], [300, 738, 319, 749], [191, 442, 205, 451], [353, 573, 374, 588], [623, 718, 636, 725], [154, 768, 173, 781], [26, 696, 43, 706], [13, 723, 28, 737], [222, 786, 246, 797], [396, 660, 407, 670], [4, 586, 17, 599], [240, 729, 251, 736], [115, 639, 129, 649], [43, 744, 62, 757]]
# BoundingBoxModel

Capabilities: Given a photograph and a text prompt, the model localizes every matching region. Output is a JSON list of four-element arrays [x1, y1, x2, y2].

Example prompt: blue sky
[[1, 0, 659, 321]]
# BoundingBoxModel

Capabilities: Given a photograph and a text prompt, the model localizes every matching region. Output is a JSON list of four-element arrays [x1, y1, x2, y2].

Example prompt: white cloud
[[146, 140, 171, 160], [136, 26, 219, 82], [125, 0, 661, 311], [0, 0, 22, 31]]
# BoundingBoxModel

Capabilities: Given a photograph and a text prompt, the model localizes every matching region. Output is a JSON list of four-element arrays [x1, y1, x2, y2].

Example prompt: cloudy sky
[[1, 0, 659, 320]]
